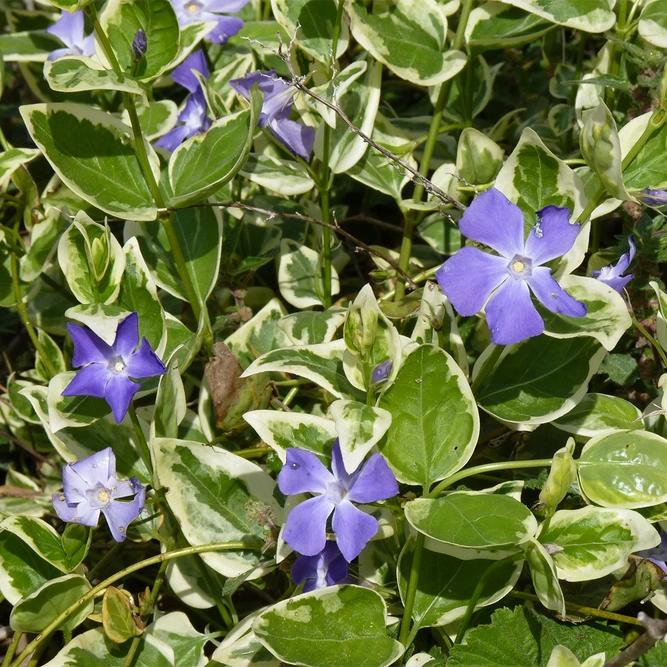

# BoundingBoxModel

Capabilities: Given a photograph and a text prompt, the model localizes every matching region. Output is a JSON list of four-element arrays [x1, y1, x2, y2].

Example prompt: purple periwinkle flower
[[371, 360, 393, 385], [52, 448, 145, 542], [593, 236, 636, 293], [637, 529, 667, 575], [292, 543, 351, 592], [62, 312, 166, 424], [436, 188, 587, 346], [278, 440, 398, 562], [171, 0, 249, 43], [46, 11, 95, 61], [155, 50, 212, 152], [230, 70, 316, 159], [132, 29, 147, 61], [641, 188, 667, 206]]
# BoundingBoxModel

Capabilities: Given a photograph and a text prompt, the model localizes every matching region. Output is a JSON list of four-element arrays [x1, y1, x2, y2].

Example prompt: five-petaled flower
[[436, 188, 587, 346], [62, 312, 166, 424], [292, 543, 350, 592], [52, 448, 145, 542], [155, 50, 212, 152], [278, 440, 398, 562], [171, 0, 249, 43], [230, 70, 316, 159], [593, 236, 636, 293], [46, 11, 95, 61]]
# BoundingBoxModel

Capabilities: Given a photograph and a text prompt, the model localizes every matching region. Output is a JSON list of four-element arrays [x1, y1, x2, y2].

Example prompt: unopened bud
[[371, 360, 393, 385], [132, 29, 147, 61]]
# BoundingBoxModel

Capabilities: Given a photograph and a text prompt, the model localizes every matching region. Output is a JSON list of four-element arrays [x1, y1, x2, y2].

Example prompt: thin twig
[[0, 430, 47, 461], [602, 614, 667, 667]]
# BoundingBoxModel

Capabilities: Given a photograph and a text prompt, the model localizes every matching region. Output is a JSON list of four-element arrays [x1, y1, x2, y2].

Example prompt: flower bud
[[371, 360, 392, 385], [132, 29, 147, 62]]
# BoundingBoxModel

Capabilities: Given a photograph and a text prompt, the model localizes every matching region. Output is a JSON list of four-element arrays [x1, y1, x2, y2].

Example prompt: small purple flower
[[155, 50, 212, 152], [278, 440, 398, 562], [637, 530, 667, 575], [436, 188, 587, 346], [641, 188, 667, 206], [292, 543, 351, 592], [52, 448, 145, 542], [46, 11, 95, 61], [230, 70, 316, 159], [593, 236, 636, 293], [62, 312, 166, 424], [132, 29, 147, 61], [171, 0, 249, 44], [371, 360, 393, 385]]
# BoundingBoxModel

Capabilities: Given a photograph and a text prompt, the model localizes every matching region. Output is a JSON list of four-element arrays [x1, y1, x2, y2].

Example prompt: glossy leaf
[[554, 394, 643, 438]]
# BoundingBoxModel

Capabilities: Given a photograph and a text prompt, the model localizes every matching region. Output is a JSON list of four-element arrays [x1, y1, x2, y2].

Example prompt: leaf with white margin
[[225, 299, 290, 371], [278, 308, 346, 346], [497, 0, 615, 32], [308, 61, 367, 128], [165, 546, 215, 610], [154, 438, 280, 579], [639, 0, 667, 48], [554, 394, 643, 438], [124, 100, 178, 142], [524, 538, 566, 615], [622, 111, 667, 193], [538, 506, 660, 582], [405, 491, 538, 558], [152, 347, 186, 440], [44, 56, 146, 96], [538, 275, 632, 351], [650, 281, 667, 351], [578, 430, 667, 508], [147, 611, 211, 667], [0, 31, 63, 63], [213, 607, 279, 666], [0, 147, 40, 189], [330, 399, 392, 474], [253, 586, 403, 667], [345, 0, 466, 86], [406, 655, 441, 667], [277, 239, 340, 309], [64, 303, 130, 345], [41, 627, 174, 667], [20, 103, 159, 221], [241, 154, 315, 196], [242, 339, 364, 400], [243, 410, 337, 463], [547, 646, 606, 667]]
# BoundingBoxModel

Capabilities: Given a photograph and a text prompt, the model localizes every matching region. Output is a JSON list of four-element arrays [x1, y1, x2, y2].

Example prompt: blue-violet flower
[[62, 312, 166, 424], [292, 543, 351, 592], [593, 236, 636, 293], [638, 529, 667, 575], [46, 11, 95, 61], [230, 70, 316, 159], [641, 188, 667, 206], [278, 440, 398, 562], [52, 448, 145, 542], [436, 188, 587, 346], [371, 360, 393, 385], [171, 0, 249, 43], [155, 50, 212, 152]]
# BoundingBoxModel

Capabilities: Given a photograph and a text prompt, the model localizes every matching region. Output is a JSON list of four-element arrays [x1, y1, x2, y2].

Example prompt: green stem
[[85, 3, 122, 75], [233, 447, 269, 459], [282, 386, 299, 408], [11, 251, 57, 379], [87, 541, 125, 581], [123, 637, 142, 667], [398, 533, 425, 648], [10, 541, 263, 667], [1, 632, 22, 667], [127, 404, 155, 487], [195, 556, 235, 629], [394, 0, 475, 301], [633, 316, 667, 368], [26, 634, 51, 667], [428, 459, 553, 497]]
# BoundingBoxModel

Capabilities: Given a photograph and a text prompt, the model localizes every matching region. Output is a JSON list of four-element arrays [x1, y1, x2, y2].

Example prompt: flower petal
[[206, 16, 244, 43], [125, 339, 167, 379], [70, 447, 116, 487], [104, 373, 140, 424], [102, 487, 146, 542], [596, 273, 634, 293], [154, 123, 192, 152], [459, 189, 525, 258], [332, 500, 378, 561], [68, 323, 113, 366], [110, 476, 143, 500], [330, 440, 352, 484], [523, 205, 580, 266], [485, 278, 544, 345], [173, 50, 208, 93], [268, 118, 315, 159], [291, 552, 321, 585], [282, 495, 333, 556], [278, 449, 334, 495], [113, 313, 140, 359], [325, 548, 349, 586], [53, 495, 100, 527], [436, 247, 508, 317], [206, 0, 251, 12], [528, 267, 587, 317], [46, 11, 83, 49], [347, 454, 398, 504], [62, 465, 90, 504], [61, 363, 110, 400]]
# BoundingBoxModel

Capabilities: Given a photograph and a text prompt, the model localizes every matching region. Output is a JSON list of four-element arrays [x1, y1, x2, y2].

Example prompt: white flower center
[[185, 1, 201, 14], [108, 355, 126, 374], [325, 480, 347, 505], [97, 489, 110, 503], [507, 254, 533, 280]]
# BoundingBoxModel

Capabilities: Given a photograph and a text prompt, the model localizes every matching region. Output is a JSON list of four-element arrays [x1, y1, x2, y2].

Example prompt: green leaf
[[148, 611, 212, 667], [0, 147, 40, 189], [538, 506, 659, 581], [600, 557, 667, 612], [405, 491, 537, 558], [476, 337, 606, 427], [60, 523, 91, 573], [20, 104, 158, 221], [103, 586, 142, 643], [554, 394, 643, 438], [212, 629, 279, 666], [21, 208, 68, 282], [0, 30, 62, 62], [253, 586, 403, 667], [397, 536, 522, 628], [379, 345, 478, 487], [10, 573, 93, 633], [128, 100, 178, 141], [47, 371, 111, 432], [578, 430, 667, 508], [154, 438, 279, 578], [622, 113, 667, 191], [169, 92, 261, 207], [241, 154, 315, 196], [525, 538, 566, 615], [44, 56, 146, 95], [546, 646, 605, 667], [279, 308, 347, 346], [497, 0, 615, 32], [45, 0, 93, 10], [639, 0, 667, 48], [345, 0, 466, 86], [152, 348, 186, 440]]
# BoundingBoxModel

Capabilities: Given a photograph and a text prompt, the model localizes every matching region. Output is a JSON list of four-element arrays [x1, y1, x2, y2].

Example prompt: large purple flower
[[230, 70, 316, 159], [292, 543, 351, 592], [52, 448, 145, 542], [436, 188, 587, 346], [638, 529, 667, 575], [278, 441, 398, 562], [46, 11, 95, 61], [155, 50, 212, 152], [593, 236, 636, 293], [62, 312, 166, 424], [171, 0, 249, 43]]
